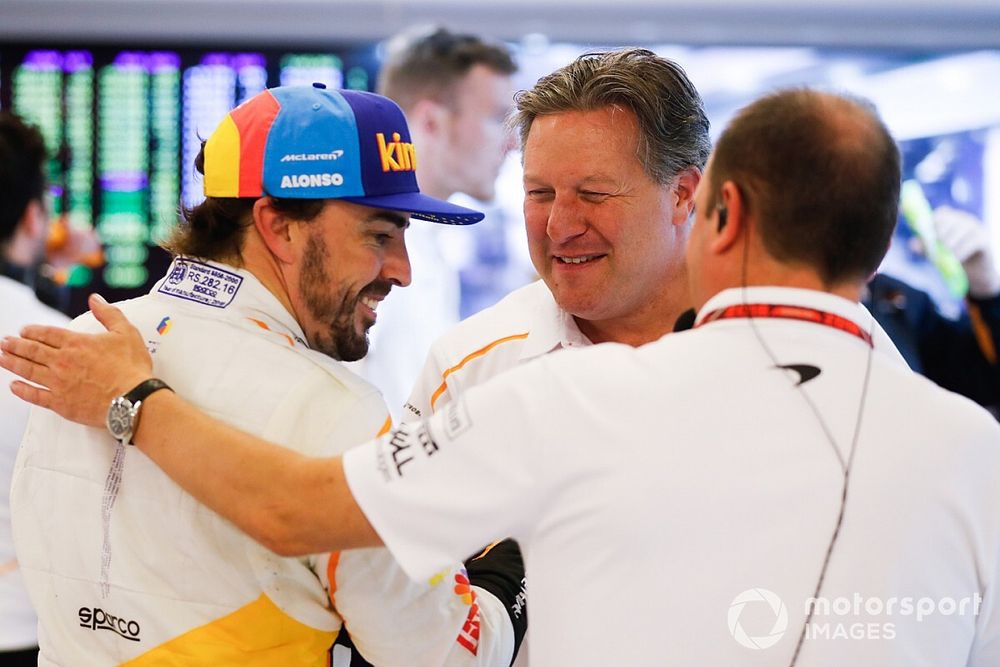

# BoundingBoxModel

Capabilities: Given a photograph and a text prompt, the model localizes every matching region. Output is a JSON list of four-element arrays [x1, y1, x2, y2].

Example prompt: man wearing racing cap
[[5, 84, 518, 666]]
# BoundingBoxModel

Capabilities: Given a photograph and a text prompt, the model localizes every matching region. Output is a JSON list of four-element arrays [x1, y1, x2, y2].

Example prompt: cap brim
[[340, 192, 484, 225]]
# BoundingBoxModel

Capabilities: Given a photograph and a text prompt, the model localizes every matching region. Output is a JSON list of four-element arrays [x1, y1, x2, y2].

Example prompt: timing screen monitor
[[1, 43, 377, 314]]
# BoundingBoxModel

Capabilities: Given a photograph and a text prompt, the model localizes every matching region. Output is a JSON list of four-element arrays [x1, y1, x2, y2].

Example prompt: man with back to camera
[[0, 111, 69, 666], [1, 85, 525, 666], [7, 86, 1000, 665], [357, 26, 518, 414]]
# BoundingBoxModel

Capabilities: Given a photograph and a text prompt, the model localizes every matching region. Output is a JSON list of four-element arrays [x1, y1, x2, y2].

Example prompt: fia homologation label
[[157, 259, 242, 309]]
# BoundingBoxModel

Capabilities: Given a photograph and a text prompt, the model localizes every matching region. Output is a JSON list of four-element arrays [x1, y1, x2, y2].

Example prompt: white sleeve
[[344, 361, 547, 582], [456, 586, 517, 665], [307, 381, 517, 666], [324, 549, 516, 667]]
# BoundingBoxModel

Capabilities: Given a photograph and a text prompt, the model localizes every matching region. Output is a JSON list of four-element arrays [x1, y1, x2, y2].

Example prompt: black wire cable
[[733, 215, 875, 666]]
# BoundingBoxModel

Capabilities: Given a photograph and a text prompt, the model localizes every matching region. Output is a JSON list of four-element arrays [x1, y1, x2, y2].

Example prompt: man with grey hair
[[404, 47, 709, 433]]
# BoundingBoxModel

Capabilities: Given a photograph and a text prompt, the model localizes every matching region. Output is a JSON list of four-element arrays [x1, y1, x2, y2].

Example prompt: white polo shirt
[[404, 280, 591, 420], [404, 279, 906, 420], [346, 286, 1000, 666], [0, 275, 69, 651]]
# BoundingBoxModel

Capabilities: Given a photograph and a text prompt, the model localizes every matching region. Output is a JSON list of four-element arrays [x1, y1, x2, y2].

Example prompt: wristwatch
[[106, 378, 173, 446]]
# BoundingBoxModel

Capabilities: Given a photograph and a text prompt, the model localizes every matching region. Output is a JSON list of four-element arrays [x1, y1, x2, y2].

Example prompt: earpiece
[[717, 206, 728, 232]]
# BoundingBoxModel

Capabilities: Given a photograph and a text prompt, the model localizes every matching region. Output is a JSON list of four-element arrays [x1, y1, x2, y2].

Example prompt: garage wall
[[2, 0, 999, 49]]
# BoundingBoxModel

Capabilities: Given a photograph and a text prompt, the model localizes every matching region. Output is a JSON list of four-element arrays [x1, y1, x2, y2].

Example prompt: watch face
[[107, 397, 134, 442]]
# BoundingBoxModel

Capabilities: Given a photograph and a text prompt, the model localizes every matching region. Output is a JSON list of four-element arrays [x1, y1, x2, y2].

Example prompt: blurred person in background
[[865, 204, 1000, 415], [0, 111, 69, 667], [1, 117, 102, 316], [355, 26, 518, 415]]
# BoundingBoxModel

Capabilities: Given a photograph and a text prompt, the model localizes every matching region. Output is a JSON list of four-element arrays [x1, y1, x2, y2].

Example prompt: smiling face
[[522, 107, 693, 343], [289, 200, 411, 361]]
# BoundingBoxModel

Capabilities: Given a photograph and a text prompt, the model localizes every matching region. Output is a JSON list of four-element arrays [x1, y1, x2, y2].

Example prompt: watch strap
[[117, 379, 172, 446], [123, 378, 172, 405]]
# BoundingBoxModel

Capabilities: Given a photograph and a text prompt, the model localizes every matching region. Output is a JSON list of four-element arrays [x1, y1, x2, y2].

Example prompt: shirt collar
[[518, 282, 593, 362], [153, 256, 309, 348], [697, 286, 873, 331]]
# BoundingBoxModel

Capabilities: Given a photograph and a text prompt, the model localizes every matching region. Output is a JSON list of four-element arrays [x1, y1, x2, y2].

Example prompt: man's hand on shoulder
[[0, 293, 152, 427]]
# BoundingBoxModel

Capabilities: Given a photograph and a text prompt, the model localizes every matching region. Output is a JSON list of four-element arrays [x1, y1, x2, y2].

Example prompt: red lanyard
[[697, 303, 873, 347]]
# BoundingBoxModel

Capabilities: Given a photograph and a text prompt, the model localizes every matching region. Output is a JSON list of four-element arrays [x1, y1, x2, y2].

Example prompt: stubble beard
[[300, 232, 379, 362]]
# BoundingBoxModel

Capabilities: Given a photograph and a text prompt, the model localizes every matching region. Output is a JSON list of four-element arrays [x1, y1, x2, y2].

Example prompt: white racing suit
[[11, 257, 514, 666]]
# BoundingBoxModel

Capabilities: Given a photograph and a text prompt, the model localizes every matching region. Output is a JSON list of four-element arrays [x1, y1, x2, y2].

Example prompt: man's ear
[[19, 199, 46, 241], [711, 180, 746, 254], [252, 198, 297, 264], [671, 167, 702, 226], [407, 98, 449, 138], [5, 199, 48, 266]]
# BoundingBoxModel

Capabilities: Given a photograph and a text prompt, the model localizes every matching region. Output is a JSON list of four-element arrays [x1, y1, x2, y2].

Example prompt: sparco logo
[[79, 606, 141, 642], [280, 150, 344, 162]]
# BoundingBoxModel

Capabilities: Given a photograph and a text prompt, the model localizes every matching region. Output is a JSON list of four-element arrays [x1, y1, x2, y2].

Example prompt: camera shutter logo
[[728, 588, 789, 649]]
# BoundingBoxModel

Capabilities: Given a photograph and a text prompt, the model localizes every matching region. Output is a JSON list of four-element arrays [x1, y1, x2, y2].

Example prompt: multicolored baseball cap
[[203, 83, 483, 225]]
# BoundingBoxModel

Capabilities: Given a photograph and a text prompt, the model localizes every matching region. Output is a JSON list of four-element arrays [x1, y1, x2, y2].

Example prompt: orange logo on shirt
[[455, 574, 480, 656], [453, 572, 474, 605]]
